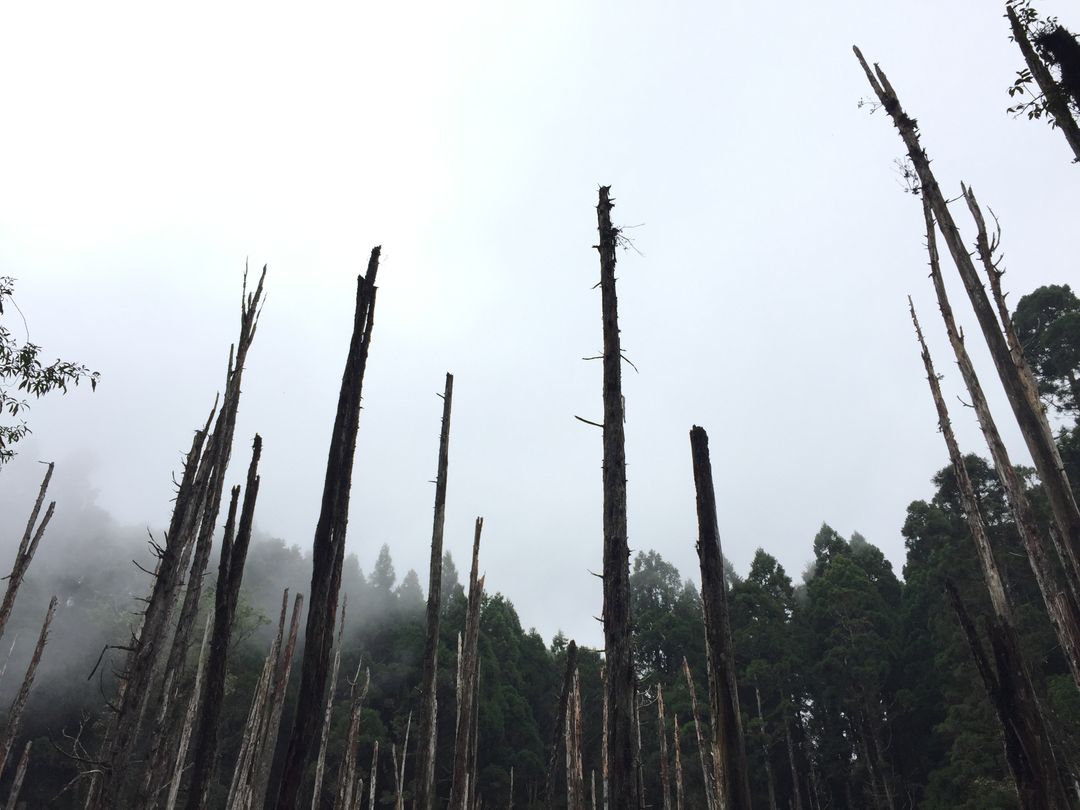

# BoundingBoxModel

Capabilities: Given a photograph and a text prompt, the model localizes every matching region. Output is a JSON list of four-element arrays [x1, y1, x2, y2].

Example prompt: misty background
[[1, 1, 1078, 655]]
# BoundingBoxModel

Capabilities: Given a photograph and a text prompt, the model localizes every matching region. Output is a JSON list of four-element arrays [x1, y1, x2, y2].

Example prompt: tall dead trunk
[[673, 714, 684, 810], [185, 435, 264, 810], [601, 666, 609, 810], [681, 658, 716, 810], [449, 519, 485, 810], [546, 640, 579, 808], [276, 248, 380, 809], [312, 600, 349, 810], [594, 186, 641, 810], [657, 683, 672, 810], [855, 46, 1080, 614], [164, 616, 213, 810], [0, 462, 54, 643], [911, 303, 1070, 809], [334, 665, 371, 810], [415, 372, 454, 810], [919, 195, 1080, 687], [566, 668, 585, 810], [688, 427, 752, 810], [394, 713, 412, 810], [756, 686, 778, 810], [5, 739, 31, 809], [1006, 5, 1080, 163], [0, 595, 57, 777], [91, 267, 265, 810], [368, 740, 379, 810]]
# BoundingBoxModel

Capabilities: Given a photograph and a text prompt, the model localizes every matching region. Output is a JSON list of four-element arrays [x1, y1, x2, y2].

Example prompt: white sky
[[1, 1, 1077, 648]]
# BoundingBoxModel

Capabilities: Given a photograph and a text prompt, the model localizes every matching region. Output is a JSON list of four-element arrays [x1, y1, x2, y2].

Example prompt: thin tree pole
[[416, 373, 454, 810], [334, 665, 371, 810], [566, 668, 585, 810], [657, 684, 672, 810], [784, 713, 804, 810], [688, 427, 752, 810], [546, 640, 578, 808], [673, 714, 685, 810], [601, 665, 609, 810], [164, 616, 213, 810], [855, 46, 1080, 606], [594, 186, 641, 810], [0, 595, 58, 777], [312, 599, 349, 810], [450, 519, 485, 810], [394, 713, 412, 810], [1006, 4, 1080, 163], [277, 249, 380, 809], [5, 739, 31, 809], [918, 196, 1080, 687], [756, 686, 778, 810], [0, 462, 54, 643], [911, 301, 1070, 809], [681, 658, 716, 810], [368, 741, 379, 810]]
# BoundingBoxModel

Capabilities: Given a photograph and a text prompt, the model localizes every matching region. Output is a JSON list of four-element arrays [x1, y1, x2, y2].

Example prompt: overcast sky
[[1, 1, 1077, 648]]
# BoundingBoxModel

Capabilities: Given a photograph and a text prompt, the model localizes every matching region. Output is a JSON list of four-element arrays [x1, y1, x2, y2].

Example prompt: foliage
[[1013, 284, 1080, 418]]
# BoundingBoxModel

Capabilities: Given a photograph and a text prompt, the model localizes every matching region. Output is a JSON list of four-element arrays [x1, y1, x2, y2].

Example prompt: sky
[[1, 1, 1078, 649]]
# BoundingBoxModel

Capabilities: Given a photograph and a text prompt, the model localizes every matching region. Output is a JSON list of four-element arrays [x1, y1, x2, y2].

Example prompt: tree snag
[[0, 462, 54, 644], [275, 248, 380, 809], [546, 639, 578, 808], [449, 518, 485, 810], [657, 683, 672, 810], [0, 595, 57, 778], [681, 658, 716, 810], [688, 426, 752, 810], [415, 372, 454, 810]]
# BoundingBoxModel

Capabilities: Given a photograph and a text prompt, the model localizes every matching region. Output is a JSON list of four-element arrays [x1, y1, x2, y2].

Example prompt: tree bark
[[689, 427, 752, 810], [333, 665, 371, 810], [276, 248, 380, 809], [681, 658, 716, 810], [312, 599, 348, 810], [546, 639, 578, 808], [657, 683, 672, 810], [5, 739, 31, 809], [0, 462, 54, 643], [672, 714, 684, 810], [449, 519, 485, 810], [0, 595, 57, 777], [1006, 5, 1080, 163], [415, 372, 454, 810], [566, 668, 585, 810], [368, 740, 379, 810], [594, 185, 641, 810], [164, 616, 212, 810]]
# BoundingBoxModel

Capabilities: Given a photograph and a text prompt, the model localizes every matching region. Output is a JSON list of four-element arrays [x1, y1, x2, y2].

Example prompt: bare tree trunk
[[566, 668, 585, 810], [756, 686, 778, 810], [369, 741, 379, 810], [0, 462, 54, 643], [681, 658, 716, 810], [0, 595, 57, 777], [416, 372, 454, 810], [546, 640, 578, 808], [601, 666, 609, 810], [911, 303, 1070, 809], [855, 46, 1080, 611], [689, 427, 752, 810], [5, 739, 31, 809], [333, 665, 370, 810], [277, 249, 380, 809], [673, 714, 684, 810], [594, 186, 641, 810], [393, 713, 412, 810], [449, 519, 485, 810], [784, 713, 804, 810], [184, 436, 264, 810], [92, 267, 266, 810], [1006, 5, 1080, 163], [312, 600, 349, 810], [164, 616, 213, 810], [657, 684, 672, 810]]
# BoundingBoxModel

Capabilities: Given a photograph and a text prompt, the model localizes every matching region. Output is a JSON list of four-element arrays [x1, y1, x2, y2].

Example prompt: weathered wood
[[600, 665, 609, 810], [681, 658, 716, 810], [546, 639, 578, 808], [368, 740, 379, 810], [394, 713, 412, 810], [333, 665, 371, 810], [673, 714, 684, 810], [565, 668, 585, 810], [415, 372, 454, 810], [164, 616, 212, 810], [5, 739, 31, 809], [657, 684, 672, 810], [276, 248, 380, 809], [1006, 5, 1080, 163], [312, 599, 348, 810], [689, 427, 752, 810], [449, 519, 485, 810], [0, 595, 57, 777], [911, 302, 1069, 809], [0, 462, 54, 643]]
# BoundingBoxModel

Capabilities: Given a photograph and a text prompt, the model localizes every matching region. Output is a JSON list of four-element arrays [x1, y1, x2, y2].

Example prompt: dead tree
[[165, 617, 212, 810], [566, 669, 586, 810], [546, 639, 579, 808], [1006, 4, 1080, 163], [855, 46, 1080, 612], [184, 435, 264, 810], [312, 599, 348, 810], [689, 427, 752, 810], [601, 666, 609, 810], [393, 713, 412, 810], [89, 267, 266, 810], [449, 518, 485, 810], [415, 372, 454, 810], [333, 665, 371, 810], [911, 302, 1070, 809], [5, 738, 31, 808], [593, 185, 641, 810], [681, 658, 716, 810], [657, 684, 672, 810], [673, 714, 685, 810], [918, 196, 1080, 687], [368, 740, 379, 810], [0, 462, 54, 642], [0, 595, 57, 777], [275, 248, 380, 809]]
